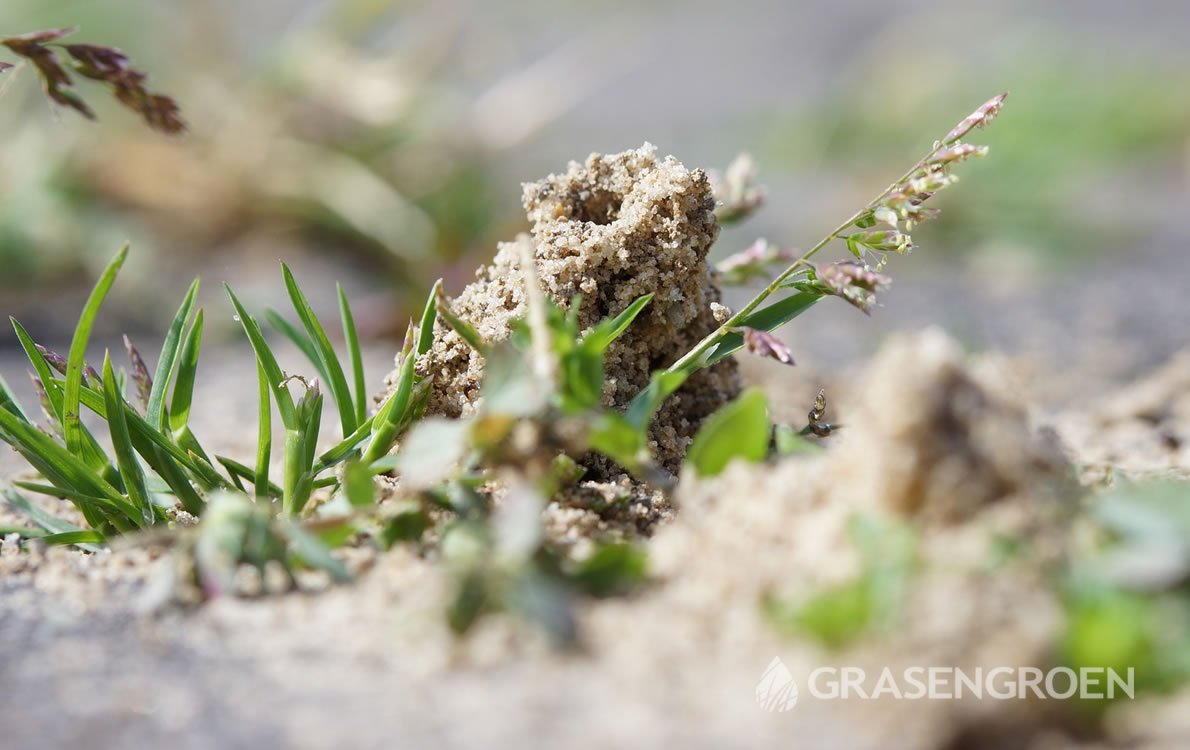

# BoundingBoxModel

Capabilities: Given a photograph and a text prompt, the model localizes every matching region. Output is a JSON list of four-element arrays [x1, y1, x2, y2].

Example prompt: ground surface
[[2, 240, 1189, 748]]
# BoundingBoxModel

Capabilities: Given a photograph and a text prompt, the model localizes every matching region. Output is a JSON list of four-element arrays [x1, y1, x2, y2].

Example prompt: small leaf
[[685, 388, 770, 478], [625, 369, 689, 430], [342, 461, 375, 508], [380, 503, 431, 548], [587, 411, 645, 470]]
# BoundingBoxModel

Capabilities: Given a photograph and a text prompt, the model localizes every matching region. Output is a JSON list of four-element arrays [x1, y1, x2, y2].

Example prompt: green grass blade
[[0, 407, 125, 504], [704, 292, 822, 366], [226, 284, 298, 429], [0, 374, 32, 423], [312, 413, 375, 475], [68, 383, 229, 490], [10, 320, 59, 418], [12, 319, 111, 473], [435, 284, 486, 354], [281, 263, 357, 437], [0, 526, 46, 539], [1, 485, 103, 551], [254, 362, 272, 500], [42, 530, 107, 547], [102, 354, 154, 526], [361, 356, 414, 466], [216, 456, 283, 497], [141, 445, 205, 515], [13, 481, 140, 530], [168, 308, 204, 434], [214, 458, 246, 491], [265, 309, 329, 383], [337, 284, 367, 427], [147, 279, 200, 430], [582, 293, 653, 352], [418, 280, 441, 355], [64, 245, 128, 457]]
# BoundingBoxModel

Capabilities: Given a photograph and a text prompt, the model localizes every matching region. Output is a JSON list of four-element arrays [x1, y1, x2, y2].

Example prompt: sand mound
[[383, 143, 739, 473]]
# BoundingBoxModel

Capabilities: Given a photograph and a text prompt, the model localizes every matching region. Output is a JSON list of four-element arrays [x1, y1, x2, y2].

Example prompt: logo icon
[[756, 657, 799, 712]]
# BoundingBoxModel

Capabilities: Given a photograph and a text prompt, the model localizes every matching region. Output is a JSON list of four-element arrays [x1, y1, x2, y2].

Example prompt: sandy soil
[[3, 320, 1189, 749]]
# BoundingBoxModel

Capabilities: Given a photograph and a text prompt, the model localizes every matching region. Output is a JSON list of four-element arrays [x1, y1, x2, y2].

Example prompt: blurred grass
[[756, 35, 1190, 267], [0, 0, 508, 332]]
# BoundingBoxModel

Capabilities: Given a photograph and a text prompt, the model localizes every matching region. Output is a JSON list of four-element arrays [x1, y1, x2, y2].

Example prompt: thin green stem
[[668, 138, 952, 376]]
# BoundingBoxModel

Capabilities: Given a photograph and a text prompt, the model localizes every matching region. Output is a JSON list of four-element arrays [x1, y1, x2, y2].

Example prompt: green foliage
[[1058, 480, 1190, 696], [766, 514, 916, 649], [685, 388, 770, 477], [0, 94, 1007, 641]]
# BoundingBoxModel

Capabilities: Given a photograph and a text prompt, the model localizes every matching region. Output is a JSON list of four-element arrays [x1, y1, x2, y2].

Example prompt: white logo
[[756, 657, 799, 712]]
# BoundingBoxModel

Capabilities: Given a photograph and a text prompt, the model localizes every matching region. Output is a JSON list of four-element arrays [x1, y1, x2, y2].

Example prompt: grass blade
[[265, 309, 329, 384], [217, 456, 282, 497], [42, 530, 107, 547], [361, 356, 414, 466], [582, 293, 653, 352], [64, 245, 128, 457], [226, 284, 298, 429], [68, 383, 229, 490], [0, 407, 125, 505], [147, 279, 200, 430], [168, 308, 204, 434], [13, 481, 140, 529], [1, 485, 102, 551], [704, 292, 821, 366], [12, 319, 111, 474], [254, 362, 272, 500], [418, 280, 441, 356], [102, 354, 155, 526], [312, 413, 375, 474], [281, 263, 357, 437], [0, 374, 31, 423], [337, 284, 367, 427], [435, 284, 486, 354]]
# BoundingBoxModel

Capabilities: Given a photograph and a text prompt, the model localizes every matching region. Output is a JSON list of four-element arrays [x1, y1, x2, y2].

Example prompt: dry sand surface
[[3, 140, 1190, 748], [3, 326, 1190, 750]]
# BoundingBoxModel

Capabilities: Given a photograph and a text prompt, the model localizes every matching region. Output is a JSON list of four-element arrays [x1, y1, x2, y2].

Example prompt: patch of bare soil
[[4, 326, 1190, 749]]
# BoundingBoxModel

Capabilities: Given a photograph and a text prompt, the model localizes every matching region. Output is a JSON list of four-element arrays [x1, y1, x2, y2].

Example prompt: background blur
[[2, 0, 1188, 400]]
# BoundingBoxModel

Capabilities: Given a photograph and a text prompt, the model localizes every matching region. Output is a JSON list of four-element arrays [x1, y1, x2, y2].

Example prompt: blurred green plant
[[1060, 480, 1190, 699], [760, 52, 1190, 264]]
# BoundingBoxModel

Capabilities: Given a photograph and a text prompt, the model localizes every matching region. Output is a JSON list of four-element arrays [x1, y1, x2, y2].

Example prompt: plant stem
[[667, 138, 954, 376]]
